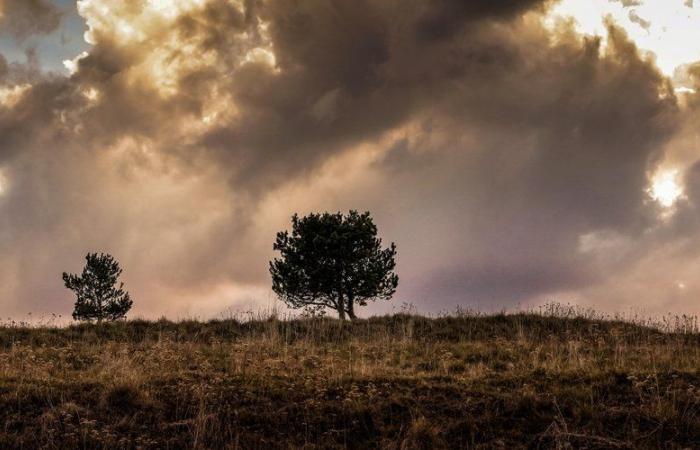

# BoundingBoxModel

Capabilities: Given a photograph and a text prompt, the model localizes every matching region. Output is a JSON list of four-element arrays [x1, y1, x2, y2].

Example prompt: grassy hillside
[[0, 309, 698, 449]]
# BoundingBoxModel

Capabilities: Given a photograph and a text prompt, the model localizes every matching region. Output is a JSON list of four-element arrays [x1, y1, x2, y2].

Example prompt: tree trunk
[[346, 293, 356, 320], [337, 293, 346, 320]]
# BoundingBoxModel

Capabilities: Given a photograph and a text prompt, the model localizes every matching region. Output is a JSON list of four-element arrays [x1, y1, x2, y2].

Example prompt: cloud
[[628, 9, 651, 30], [609, 0, 643, 7], [0, 0, 63, 41], [0, 55, 7, 87], [0, 0, 698, 319]]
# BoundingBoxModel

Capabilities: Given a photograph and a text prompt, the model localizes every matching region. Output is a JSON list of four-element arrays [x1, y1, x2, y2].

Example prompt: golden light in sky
[[549, 0, 700, 83], [649, 169, 684, 208], [548, 1, 699, 215]]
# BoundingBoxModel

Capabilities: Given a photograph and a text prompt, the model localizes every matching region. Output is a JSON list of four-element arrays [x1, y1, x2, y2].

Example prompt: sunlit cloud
[[63, 51, 89, 75], [549, 0, 700, 79], [0, 84, 30, 107]]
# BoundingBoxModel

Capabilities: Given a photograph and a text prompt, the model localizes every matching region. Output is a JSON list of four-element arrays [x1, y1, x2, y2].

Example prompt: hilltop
[[0, 310, 698, 449]]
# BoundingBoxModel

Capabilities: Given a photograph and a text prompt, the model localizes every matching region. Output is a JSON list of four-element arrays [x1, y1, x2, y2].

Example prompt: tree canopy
[[63, 252, 133, 323], [270, 210, 398, 319]]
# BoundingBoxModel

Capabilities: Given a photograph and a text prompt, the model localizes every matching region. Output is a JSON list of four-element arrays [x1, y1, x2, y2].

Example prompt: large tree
[[270, 211, 398, 320], [63, 252, 133, 323]]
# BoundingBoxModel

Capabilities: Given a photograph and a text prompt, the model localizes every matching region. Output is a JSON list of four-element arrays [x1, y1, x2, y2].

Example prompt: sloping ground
[[2, 312, 697, 346], [0, 314, 698, 448]]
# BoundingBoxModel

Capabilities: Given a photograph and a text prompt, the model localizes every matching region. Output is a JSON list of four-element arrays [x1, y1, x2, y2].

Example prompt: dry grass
[[0, 306, 698, 448]]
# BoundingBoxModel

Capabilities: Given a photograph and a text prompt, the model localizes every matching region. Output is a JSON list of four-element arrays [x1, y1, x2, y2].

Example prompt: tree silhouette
[[63, 253, 133, 323], [270, 210, 398, 320]]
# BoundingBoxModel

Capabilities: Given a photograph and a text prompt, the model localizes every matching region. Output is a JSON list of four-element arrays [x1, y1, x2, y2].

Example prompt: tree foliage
[[63, 253, 133, 323], [270, 211, 398, 319]]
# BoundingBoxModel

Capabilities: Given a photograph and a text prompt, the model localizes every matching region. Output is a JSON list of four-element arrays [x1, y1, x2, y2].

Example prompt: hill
[[0, 310, 698, 449]]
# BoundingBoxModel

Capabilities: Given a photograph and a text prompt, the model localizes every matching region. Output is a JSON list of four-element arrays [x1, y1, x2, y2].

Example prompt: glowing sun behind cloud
[[649, 170, 684, 208]]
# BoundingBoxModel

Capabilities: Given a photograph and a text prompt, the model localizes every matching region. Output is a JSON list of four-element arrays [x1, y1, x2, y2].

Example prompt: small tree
[[63, 252, 133, 323], [270, 210, 398, 320]]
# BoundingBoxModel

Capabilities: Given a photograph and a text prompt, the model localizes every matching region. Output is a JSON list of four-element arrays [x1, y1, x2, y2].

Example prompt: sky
[[1, 0, 700, 320]]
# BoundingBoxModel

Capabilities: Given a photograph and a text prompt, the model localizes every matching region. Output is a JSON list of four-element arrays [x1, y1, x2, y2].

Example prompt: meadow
[[0, 305, 698, 449]]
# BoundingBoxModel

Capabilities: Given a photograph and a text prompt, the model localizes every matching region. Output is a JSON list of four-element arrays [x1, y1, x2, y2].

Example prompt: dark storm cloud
[[413, 0, 550, 40], [0, 0, 694, 318], [189, 1, 676, 305], [195, 0, 563, 190], [0, 0, 63, 41], [315, 20, 676, 307]]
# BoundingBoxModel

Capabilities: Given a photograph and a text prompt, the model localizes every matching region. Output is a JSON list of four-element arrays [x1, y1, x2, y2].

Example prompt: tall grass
[[0, 305, 698, 448]]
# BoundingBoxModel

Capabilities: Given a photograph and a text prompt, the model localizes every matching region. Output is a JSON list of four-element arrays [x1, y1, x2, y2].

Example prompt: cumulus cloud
[[0, 0, 699, 319]]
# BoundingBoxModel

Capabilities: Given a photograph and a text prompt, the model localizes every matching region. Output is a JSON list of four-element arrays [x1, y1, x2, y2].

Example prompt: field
[[0, 306, 698, 449]]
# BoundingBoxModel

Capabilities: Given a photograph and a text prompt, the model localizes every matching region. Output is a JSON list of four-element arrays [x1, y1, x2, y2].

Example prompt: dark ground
[[0, 312, 698, 449]]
